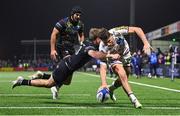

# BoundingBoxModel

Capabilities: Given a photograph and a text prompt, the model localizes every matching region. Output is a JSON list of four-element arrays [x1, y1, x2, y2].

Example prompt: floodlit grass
[[0, 71, 180, 115]]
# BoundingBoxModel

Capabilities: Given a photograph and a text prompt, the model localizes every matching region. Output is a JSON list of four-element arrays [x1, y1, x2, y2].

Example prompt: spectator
[[148, 50, 158, 78]]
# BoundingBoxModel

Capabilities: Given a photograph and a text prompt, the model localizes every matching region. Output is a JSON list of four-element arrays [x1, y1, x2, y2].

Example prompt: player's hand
[[143, 44, 153, 55], [100, 85, 108, 89], [110, 54, 120, 60], [99, 80, 109, 90], [50, 50, 58, 61], [99, 85, 109, 91]]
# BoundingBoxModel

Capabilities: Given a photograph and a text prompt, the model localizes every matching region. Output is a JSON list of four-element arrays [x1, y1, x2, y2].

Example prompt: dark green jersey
[[54, 17, 84, 59]]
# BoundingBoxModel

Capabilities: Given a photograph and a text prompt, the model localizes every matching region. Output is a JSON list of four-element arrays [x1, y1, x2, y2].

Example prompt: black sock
[[128, 92, 134, 96], [42, 74, 51, 79], [21, 80, 31, 86], [114, 80, 121, 88]]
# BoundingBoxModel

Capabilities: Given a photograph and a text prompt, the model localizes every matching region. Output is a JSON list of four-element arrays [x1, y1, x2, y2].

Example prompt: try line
[[0, 106, 180, 110], [79, 72, 180, 93]]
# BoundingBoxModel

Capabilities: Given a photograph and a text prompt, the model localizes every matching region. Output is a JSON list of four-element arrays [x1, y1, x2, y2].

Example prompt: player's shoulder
[[83, 40, 92, 46], [78, 20, 84, 25], [57, 17, 69, 24], [109, 26, 129, 34], [55, 17, 69, 30], [111, 26, 129, 30], [81, 40, 97, 52]]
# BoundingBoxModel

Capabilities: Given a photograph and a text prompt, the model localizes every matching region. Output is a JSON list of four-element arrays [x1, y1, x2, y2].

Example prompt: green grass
[[0, 71, 180, 115]]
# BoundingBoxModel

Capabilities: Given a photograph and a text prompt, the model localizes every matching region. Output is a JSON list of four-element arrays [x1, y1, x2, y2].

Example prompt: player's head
[[97, 28, 115, 47], [89, 28, 102, 45], [97, 28, 110, 41], [70, 6, 83, 23]]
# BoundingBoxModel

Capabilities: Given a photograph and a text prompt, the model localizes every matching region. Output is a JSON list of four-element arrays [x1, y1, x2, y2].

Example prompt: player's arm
[[78, 33, 85, 45], [50, 27, 59, 61], [128, 26, 152, 55], [88, 50, 118, 88], [99, 62, 108, 88], [88, 50, 120, 60], [98, 42, 110, 88], [109, 26, 131, 37], [78, 23, 85, 45]]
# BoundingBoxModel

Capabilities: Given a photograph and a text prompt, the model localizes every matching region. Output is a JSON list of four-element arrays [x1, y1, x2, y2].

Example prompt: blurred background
[[0, 0, 180, 77]]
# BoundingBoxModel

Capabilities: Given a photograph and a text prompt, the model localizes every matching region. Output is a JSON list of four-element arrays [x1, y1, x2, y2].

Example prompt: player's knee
[[63, 80, 71, 85], [45, 80, 55, 88], [63, 79, 72, 85], [63, 75, 73, 85]]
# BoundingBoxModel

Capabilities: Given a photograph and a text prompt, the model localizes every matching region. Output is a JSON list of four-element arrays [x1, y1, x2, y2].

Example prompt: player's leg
[[62, 74, 73, 85], [109, 65, 131, 93], [50, 74, 73, 100], [50, 60, 73, 100], [28, 71, 51, 80], [51, 85, 61, 100], [108, 79, 121, 102], [28, 70, 60, 99], [28, 57, 60, 80], [12, 75, 56, 88], [108, 57, 132, 97], [51, 54, 74, 99], [112, 64, 142, 108]]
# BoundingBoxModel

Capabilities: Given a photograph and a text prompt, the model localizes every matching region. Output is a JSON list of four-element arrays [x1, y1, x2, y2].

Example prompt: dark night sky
[[0, 0, 180, 59]]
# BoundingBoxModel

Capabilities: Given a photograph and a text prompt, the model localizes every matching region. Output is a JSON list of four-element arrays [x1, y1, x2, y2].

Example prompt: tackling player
[[12, 31, 120, 97]]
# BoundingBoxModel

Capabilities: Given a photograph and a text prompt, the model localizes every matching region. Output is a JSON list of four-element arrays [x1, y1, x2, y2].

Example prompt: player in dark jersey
[[12, 31, 120, 94], [28, 6, 84, 99], [51, 6, 84, 61]]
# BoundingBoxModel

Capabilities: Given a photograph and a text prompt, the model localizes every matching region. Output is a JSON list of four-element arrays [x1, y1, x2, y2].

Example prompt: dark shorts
[[52, 60, 73, 87]]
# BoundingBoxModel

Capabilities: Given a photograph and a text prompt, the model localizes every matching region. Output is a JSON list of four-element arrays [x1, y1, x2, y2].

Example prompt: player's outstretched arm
[[129, 26, 152, 55], [88, 50, 120, 59], [99, 63, 108, 88]]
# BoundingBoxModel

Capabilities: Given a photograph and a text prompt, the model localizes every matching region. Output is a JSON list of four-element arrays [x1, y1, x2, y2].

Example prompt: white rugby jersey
[[99, 26, 130, 57]]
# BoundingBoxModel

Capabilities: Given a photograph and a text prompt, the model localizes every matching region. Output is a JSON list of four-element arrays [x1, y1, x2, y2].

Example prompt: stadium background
[[0, 0, 179, 77], [0, 0, 180, 58]]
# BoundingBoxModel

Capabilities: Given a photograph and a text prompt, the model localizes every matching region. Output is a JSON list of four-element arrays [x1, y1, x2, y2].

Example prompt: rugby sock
[[128, 92, 137, 103], [21, 80, 31, 86], [42, 73, 51, 79], [109, 80, 121, 91]]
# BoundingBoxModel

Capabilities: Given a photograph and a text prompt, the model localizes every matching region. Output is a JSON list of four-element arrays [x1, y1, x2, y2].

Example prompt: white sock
[[129, 93, 137, 103]]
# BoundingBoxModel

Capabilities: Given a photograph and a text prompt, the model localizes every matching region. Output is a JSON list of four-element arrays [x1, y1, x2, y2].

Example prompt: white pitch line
[[0, 106, 180, 110], [0, 81, 11, 83], [128, 81, 180, 93], [79, 72, 180, 93], [0, 94, 91, 97]]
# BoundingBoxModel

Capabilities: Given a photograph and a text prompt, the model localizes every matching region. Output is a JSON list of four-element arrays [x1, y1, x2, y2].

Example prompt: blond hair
[[89, 28, 102, 40]]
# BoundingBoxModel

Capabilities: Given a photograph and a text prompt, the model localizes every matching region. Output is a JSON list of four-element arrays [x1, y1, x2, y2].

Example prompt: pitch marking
[[0, 106, 180, 110], [79, 72, 180, 93]]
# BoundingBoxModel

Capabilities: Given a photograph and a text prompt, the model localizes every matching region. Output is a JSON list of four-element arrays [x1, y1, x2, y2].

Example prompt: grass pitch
[[0, 71, 180, 115]]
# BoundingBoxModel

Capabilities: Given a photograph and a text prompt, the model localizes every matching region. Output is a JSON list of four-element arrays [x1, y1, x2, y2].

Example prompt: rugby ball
[[96, 87, 110, 103]]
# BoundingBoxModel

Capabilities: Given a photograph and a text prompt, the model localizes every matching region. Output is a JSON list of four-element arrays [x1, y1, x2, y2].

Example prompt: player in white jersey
[[89, 27, 151, 108], [99, 27, 131, 67]]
